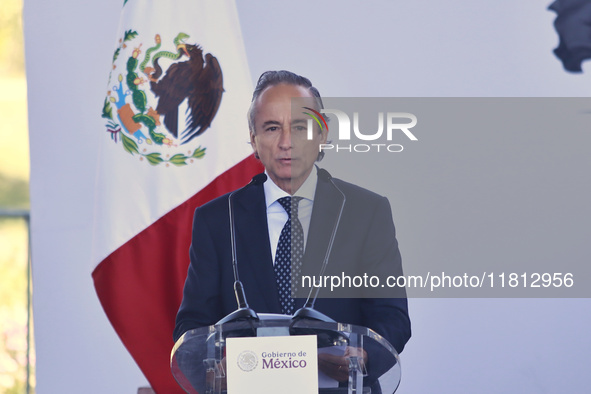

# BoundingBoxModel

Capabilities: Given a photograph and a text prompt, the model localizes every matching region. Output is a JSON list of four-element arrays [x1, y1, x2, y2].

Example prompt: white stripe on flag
[[93, 0, 254, 264]]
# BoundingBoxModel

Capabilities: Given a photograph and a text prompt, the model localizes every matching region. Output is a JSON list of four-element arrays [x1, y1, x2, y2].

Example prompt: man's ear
[[250, 132, 259, 159], [316, 128, 329, 162], [320, 126, 329, 144]]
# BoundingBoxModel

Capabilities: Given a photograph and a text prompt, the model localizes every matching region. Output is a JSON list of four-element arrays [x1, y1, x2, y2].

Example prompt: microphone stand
[[292, 168, 346, 323], [216, 174, 267, 325]]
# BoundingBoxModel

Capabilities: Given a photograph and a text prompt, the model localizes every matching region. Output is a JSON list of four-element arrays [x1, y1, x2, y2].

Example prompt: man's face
[[250, 83, 328, 194]]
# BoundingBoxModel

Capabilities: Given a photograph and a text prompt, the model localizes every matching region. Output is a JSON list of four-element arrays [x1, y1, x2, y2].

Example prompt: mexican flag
[[92, 0, 262, 392]]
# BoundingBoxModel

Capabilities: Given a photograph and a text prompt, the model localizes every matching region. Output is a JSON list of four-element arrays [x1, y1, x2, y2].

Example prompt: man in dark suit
[[174, 71, 411, 382]]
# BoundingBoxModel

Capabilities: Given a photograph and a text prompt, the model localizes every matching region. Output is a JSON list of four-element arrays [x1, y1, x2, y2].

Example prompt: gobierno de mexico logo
[[237, 350, 258, 372]]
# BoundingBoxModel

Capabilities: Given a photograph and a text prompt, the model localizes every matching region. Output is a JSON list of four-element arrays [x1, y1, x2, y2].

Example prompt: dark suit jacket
[[174, 170, 411, 354]]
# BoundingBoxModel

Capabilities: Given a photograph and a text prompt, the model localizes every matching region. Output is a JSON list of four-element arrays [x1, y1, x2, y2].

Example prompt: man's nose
[[278, 128, 291, 149]]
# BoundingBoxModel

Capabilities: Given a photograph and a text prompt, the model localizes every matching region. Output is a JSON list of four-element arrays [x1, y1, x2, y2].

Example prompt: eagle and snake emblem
[[102, 31, 223, 166]]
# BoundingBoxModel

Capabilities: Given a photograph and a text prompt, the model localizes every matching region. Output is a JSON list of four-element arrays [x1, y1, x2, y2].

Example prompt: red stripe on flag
[[92, 155, 263, 393]]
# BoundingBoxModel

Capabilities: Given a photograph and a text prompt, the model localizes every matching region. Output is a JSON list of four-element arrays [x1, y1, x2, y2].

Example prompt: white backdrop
[[25, 1, 591, 393]]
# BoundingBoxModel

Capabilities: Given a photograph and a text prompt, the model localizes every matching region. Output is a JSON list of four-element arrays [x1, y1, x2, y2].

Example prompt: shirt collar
[[264, 166, 318, 209]]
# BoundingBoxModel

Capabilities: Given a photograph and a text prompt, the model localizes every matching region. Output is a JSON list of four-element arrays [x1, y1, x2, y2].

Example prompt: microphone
[[292, 168, 346, 323], [216, 173, 267, 325]]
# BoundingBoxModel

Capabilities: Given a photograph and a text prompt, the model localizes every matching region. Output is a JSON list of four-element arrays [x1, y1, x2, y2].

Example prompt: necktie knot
[[277, 196, 303, 219]]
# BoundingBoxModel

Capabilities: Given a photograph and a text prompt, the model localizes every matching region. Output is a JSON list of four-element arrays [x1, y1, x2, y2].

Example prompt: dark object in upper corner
[[549, 0, 591, 72]]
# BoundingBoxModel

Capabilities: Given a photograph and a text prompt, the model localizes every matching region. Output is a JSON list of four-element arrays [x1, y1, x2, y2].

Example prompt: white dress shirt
[[264, 168, 317, 264]]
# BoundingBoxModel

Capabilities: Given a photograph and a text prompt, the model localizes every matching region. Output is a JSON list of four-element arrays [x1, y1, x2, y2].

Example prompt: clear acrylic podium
[[171, 314, 401, 393]]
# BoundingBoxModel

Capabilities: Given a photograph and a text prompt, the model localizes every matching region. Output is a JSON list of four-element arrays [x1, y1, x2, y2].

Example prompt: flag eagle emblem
[[102, 31, 224, 166]]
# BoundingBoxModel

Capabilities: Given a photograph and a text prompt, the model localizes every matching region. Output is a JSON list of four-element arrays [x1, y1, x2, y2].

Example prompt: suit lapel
[[234, 181, 282, 313], [298, 172, 342, 306]]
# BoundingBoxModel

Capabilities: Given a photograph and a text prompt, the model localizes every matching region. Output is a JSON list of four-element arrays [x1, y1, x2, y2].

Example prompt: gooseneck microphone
[[292, 168, 346, 323], [216, 173, 267, 325]]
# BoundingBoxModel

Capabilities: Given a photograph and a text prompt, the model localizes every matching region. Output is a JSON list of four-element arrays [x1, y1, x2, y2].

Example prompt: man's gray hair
[[247, 70, 326, 134]]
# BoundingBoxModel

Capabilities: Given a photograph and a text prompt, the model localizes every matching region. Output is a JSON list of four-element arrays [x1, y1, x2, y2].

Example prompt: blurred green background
[[0, 0, 35, 392]]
